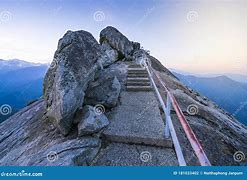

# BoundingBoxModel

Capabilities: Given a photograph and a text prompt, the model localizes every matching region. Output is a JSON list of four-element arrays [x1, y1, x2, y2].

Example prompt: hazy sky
[[0, 0, 246, 74]]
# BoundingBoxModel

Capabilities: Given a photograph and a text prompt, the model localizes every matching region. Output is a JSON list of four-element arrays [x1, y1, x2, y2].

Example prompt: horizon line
[[1, 57, 247, 76]]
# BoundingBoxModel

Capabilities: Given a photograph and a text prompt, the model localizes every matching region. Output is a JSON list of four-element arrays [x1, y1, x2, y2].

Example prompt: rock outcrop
[[0, 26, 246, 166], [101, 41, 119, 67], [100, 26, 140, 60], [43, 30, 105, 135], [0, 100, 101, 166], [84, 76, 121, 108], [77, 105, 109, 136]]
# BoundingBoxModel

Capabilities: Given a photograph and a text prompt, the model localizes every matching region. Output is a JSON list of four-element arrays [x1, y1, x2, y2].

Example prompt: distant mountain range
[[0, 59, 45, 74], [0, 59, 48, 123], [171, 69, 247, 125], [170, 68, 247, 83]]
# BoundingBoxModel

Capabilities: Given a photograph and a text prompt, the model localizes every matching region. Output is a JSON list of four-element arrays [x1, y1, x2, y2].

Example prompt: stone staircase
[[93, 63, 176, 166], [126, 64, 153, 91]]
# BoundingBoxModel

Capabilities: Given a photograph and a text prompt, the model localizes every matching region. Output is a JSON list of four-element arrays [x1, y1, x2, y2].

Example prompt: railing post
[[165, 95, 171, 138]]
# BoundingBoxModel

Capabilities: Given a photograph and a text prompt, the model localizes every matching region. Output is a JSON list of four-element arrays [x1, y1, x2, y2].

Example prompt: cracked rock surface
[[0, 100, 101, 166]]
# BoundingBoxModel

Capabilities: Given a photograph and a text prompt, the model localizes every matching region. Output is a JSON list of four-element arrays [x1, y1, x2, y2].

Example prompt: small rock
[[101, 41, 119, 67], [132, 41, 141, 51], [196, 95, 208, 106], [78, 105, 109, 136], [84, 76, 121, 108]]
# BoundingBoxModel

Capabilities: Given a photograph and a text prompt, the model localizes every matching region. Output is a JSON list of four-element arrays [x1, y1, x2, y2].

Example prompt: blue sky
[[0, 0, 247, 74]]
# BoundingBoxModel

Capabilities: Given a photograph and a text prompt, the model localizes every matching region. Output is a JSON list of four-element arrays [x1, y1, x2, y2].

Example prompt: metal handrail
[[141, 57, 211, 166], [143, 61, 187, 166], [153, 70, 211, 166]]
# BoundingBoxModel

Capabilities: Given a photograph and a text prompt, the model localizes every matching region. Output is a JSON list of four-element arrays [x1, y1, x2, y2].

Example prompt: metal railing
[[141, 58, 211, 166]]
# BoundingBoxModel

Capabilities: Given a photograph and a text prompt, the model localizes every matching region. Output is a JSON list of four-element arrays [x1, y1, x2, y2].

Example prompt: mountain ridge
[[170, 68, 247, 83], [172, 71, 247, 125], [0, 59, 47, 74], [0, 60, 48, 123]]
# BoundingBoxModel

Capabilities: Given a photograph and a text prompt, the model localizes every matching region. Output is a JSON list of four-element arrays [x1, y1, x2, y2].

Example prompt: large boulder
[[100, 26, 140, 60], [94, 61, 128, 89], [101, 41, 118, 67], [43, 30, 106, 135], [77, 105, 109, 136], [84, 76, 121, 108]]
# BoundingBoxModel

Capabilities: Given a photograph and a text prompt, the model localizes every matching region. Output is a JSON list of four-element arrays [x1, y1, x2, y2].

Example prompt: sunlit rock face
[[43, 30, 104, 135]]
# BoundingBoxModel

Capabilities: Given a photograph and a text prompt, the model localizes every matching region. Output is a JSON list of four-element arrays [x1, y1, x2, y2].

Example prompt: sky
[[0, 0, 246, 74]]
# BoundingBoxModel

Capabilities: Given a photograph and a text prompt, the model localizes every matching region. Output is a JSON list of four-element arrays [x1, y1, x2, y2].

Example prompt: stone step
[[128, 70, 148, 74], [128, 64, 143, 68], [92, 142, 178, 166], [127, 77, 150, 82], [127, 81, 151, 86], [126, 86, 153, 91], [104, 134, 173, 148], [127, 73, 148, 78], [127, 68, 146, 71]]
